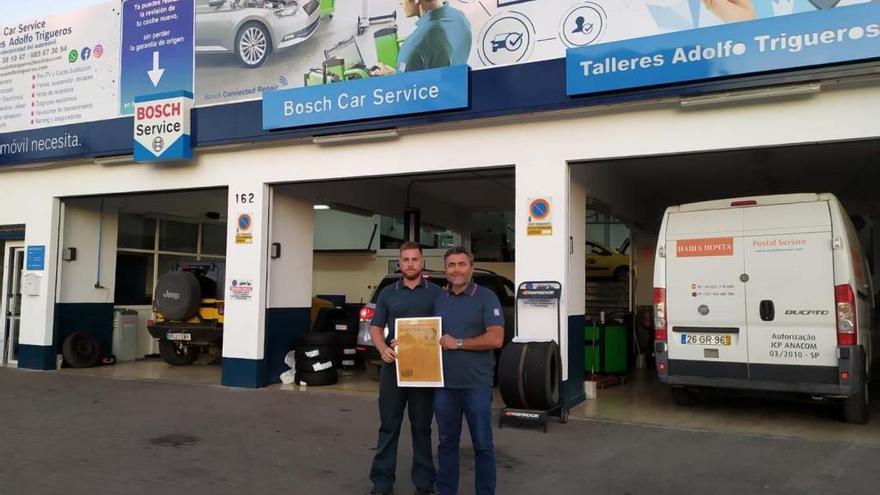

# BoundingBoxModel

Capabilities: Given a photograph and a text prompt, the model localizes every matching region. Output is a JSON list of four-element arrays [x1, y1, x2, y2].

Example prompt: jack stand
[[358, 0, 397, 35]]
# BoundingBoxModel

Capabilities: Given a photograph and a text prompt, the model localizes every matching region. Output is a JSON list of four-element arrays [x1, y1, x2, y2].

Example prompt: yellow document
[[395, 317, 444, 387]]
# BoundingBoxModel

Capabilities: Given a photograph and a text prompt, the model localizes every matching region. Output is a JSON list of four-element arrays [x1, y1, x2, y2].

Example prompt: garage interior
[[273, 168, 516, 395], [569, 138, 880, 438], [56, 188, 229, 385]]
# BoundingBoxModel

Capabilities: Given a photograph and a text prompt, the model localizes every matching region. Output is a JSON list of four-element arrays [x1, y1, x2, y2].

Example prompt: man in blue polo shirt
[[368, 241, 442, 495], [371, 0, 472, 75], [433, 246, 504, 495]]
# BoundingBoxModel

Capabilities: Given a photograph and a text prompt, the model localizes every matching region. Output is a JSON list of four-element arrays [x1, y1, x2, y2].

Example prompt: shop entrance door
[[0, 242, 25, 367]]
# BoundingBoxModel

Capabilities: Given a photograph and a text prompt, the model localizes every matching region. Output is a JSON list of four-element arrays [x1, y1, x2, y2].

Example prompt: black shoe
[[415, 490, 434, 495]]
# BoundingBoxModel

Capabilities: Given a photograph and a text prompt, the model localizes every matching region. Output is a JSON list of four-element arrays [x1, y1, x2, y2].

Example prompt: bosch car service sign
[[133, 90, 192, 162]]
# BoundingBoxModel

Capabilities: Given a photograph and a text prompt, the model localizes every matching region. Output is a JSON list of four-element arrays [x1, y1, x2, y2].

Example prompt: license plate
[[167, 333, 192, 342], [681, 334, 731, 346]]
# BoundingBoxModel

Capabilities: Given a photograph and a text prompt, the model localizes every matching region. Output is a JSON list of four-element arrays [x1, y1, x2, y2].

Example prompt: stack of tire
[[291, 332, 339, 386], [320, 306, 363, 371], [498, 341, 562, 410]]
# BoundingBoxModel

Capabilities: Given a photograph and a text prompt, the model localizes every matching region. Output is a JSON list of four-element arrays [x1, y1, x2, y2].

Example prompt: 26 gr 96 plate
[[166, 333, 192, 341], [681, 334, 731, 346]]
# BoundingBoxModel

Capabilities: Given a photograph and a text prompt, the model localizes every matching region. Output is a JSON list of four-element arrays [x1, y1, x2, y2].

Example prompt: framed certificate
[[395, 317, 444, 387]]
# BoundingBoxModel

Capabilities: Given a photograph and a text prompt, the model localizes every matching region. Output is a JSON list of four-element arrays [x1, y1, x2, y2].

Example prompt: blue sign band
[[567, 3, 880, 96], [262, 65, 470, 130]]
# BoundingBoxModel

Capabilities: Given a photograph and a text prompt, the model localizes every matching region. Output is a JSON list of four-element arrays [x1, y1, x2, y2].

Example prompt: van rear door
[[742, 202, 838, 382], [665, 208, 748, 379]]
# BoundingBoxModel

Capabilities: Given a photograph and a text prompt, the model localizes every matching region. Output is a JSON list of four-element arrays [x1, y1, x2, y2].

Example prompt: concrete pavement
[[1, 367, 879, 495]]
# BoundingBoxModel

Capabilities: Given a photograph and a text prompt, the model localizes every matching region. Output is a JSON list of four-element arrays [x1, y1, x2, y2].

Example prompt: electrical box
[[21, 273, 41, 296]]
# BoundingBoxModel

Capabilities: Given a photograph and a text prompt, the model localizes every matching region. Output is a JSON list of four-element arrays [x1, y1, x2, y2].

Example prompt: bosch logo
[[152, 137, 165, 152], [137, 102, 181, 120]]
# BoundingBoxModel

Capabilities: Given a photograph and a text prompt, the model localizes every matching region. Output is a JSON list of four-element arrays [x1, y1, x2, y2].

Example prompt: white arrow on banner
[[147, 51, 165, 87]]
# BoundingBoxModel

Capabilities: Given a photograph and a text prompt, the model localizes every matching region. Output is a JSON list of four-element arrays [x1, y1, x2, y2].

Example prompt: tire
[[498, 342, 530, 409], [235, 22, 271, 68], [670, 386, 699, 406], [154, 271, 201, 321], [612, 266, 629, 282], [340, 356, 363, 370], [365, 359, 382, 381], [294, 345, 339, 363], [295, 369, 338, 386], [159, 340, 200, 366], [522, 341, 561, 410], [295, 357, 336, 374], [338, 333, 358, 347], [62, 331, 102, 368], [294, 332, 339, 348], [842, 377, 869, 424]]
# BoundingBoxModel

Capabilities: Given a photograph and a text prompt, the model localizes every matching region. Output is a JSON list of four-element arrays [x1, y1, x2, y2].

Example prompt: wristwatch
[[455, 339, 464, 350]]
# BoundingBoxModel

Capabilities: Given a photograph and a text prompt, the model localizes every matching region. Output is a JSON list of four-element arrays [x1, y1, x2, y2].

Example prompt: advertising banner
[[0, 2, 121, 134], [567, 3, 880, 96], [194, 0, 876, 107], [120, 0, 195, 115]]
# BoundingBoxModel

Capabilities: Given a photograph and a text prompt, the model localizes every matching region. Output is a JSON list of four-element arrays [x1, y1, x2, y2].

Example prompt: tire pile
[[498, 341, 561, 410], [289, 306, 363, 386]]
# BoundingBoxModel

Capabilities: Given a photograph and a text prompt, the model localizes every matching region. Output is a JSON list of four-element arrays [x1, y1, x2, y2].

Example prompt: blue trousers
[[434, 386, 496, 495], [369, 364, 436, 493]]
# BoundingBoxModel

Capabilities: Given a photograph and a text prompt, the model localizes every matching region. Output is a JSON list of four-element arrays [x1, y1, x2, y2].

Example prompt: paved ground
[[2, 368, 880, 495]]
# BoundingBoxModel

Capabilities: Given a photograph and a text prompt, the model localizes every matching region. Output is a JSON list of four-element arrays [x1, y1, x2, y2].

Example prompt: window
[[201, 223, 226, 256], [113, 253, 154, 305], [159, 219, 199, 253], [114, 212, 225, 306], [118, 213, 156, 250]]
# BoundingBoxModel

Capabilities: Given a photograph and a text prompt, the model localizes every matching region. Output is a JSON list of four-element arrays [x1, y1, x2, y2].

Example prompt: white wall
[[2, 83, 878, 357], [58, 198, 118, 304]]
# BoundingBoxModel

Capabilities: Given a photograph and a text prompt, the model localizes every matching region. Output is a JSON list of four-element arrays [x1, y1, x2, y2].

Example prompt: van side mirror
[[208, 0, 225, 7]]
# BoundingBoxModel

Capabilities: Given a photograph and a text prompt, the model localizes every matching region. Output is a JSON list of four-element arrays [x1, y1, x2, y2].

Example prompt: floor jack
[[358, 0, 397, 35]]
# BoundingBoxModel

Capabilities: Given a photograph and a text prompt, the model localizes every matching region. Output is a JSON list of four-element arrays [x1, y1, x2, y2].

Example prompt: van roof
[[669, 193, 838, 213]]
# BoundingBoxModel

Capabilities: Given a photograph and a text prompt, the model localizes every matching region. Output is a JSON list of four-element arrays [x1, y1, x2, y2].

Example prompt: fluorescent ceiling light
[[312, 128, 399, 145], [313, 204, 331, 210], [680, 82, 821, 108]]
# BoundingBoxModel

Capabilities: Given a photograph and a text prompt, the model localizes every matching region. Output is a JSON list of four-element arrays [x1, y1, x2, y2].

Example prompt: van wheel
[[842, 378, 869, 424], [671, 386, 698, 406], [159, 340, 199, 366]]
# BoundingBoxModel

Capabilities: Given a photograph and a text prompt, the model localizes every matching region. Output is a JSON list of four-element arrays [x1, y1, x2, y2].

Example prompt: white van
[[653, 193, 875, 423]]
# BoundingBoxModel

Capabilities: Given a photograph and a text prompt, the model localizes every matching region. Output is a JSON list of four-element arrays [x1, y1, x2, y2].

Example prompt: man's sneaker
[[369, 490, 392, 495], [415, 490, 434, 495]]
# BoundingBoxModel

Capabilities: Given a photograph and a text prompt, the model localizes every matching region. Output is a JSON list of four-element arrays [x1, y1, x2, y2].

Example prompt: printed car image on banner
[[0, 2, 121, 134], [192, 0, 877, 107]]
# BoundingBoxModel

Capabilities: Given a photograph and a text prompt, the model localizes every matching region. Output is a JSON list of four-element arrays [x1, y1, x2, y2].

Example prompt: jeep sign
[[133, 91, 193, 162]]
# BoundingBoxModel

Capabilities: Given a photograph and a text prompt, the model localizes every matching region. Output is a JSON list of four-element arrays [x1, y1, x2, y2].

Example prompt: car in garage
[[653, 193, 877, 423], [196, 0, 321, 68], [356, 269, 516, 380], [148, 261, 225, 366], [586, 240, 630, 281]]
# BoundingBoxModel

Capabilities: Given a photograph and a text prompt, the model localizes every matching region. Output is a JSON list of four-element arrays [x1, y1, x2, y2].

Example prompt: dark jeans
[[370, 364, 436, 494], [434, 386, 496, 495]]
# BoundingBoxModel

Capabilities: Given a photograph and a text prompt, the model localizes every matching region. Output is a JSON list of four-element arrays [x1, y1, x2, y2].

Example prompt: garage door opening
[[572, 138, 880, 437], [56, 188, 228, 385], [271, 168, 515, 395]]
